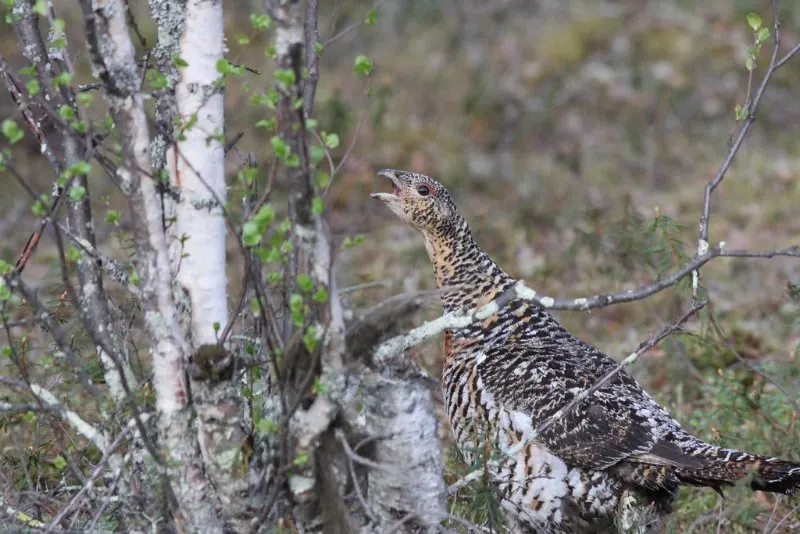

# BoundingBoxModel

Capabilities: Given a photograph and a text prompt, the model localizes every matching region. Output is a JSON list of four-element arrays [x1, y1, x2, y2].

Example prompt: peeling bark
[[364, 374, 447, 532]]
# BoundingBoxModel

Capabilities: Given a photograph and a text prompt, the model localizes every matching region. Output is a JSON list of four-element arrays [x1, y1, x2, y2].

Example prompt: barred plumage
[[372, 169, 800, 533]]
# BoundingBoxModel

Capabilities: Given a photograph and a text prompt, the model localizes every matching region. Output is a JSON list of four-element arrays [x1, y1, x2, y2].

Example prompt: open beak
[[370, 169, 402, 202]]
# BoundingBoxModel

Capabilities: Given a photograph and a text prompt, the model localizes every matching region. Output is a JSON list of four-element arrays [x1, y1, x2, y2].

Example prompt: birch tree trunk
[[170, 0, 228, 345]]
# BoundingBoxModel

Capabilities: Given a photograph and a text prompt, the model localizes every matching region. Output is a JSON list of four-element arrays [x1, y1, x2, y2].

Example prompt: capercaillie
[[371, 169, 800, 533]]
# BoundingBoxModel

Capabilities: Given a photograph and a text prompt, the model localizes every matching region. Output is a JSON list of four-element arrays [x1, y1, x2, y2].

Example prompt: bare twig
[[770, 501, 800, 533], [764, 495, 781, 534]]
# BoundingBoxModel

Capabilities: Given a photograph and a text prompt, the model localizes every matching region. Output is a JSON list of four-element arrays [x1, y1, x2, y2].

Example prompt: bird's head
[[370, 169, 461, 237]]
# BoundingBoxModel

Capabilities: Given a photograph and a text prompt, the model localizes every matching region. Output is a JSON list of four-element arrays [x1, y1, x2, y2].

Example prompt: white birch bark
[[169, 0, 228, 345], [83, 2, 223, 531]]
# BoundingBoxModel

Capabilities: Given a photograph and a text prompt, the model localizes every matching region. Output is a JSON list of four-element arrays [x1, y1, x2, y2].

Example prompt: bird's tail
[[675, 449, 800, 496], [750, 457, 800, 494]]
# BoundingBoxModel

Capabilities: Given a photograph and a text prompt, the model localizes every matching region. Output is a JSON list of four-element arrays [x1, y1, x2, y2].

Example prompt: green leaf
[[237, 167, 258, 186], [294, 450, 309, 466], [289, 293, 305, 327], [297, 274, 313, 292], [302, 324, 319, 353], [253, 204, 275, 227], [315, 171, 330, 188], [146, 70, 168, 90], [105, 209, 120, 225], [25, 79, 40, 95], [255, 118, 276, 130], [0, 283, 10, 302], [256, 418, 278, 434], [52, 72, 72, 87], [312, 287, 328, 303], [66, 245, 82, 263], [71, 120, 88, 134], [0, 259, 13, 275], [365, 7, 379, 25], [32, 0, 46, 15], [32, 195, 49, 217], [353, 55, 373, 77], [270, 135, 289, 158], [322, 132, 339, 149], [51, 455, 67, 470], [311, 196, 324, 215], [213, 321, 220, 332], [745, 57, 755, 71], [76, 92, 93, 106], [242, 221, 262, 247], [250, 13, 272, 30], [63, 160, 92, 178], [343, 234, 365, 248], [69, 185, 86, 202], [171, 54, 189, 67], [746, 12, 761, 31], [1, 119, 24, 144], [129, 268, 140, 286], [311, 377, 327, 395], [58, 105, 75, 121], [274, 68, 296, 87], [237, 35, 250, 45], [757, 27, 770, 44], [734, 104, 748, 121], [285, 153, 300, 167]]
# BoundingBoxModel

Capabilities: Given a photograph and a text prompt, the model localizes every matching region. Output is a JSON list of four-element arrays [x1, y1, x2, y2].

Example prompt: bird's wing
[[475, 337, 701, 472]]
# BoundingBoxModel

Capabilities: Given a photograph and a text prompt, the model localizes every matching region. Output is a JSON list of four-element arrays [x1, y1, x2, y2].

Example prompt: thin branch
[[693, 1, 799, 298], [324, 0, 385, 46], [770, 501, 800, 533], [303, 0, 320, 117], [446, 302, 703, 496], [0, 402, 63, 413]]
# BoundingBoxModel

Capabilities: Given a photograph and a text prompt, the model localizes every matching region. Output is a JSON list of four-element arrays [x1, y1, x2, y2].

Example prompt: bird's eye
[[417, 185, 430, 196]]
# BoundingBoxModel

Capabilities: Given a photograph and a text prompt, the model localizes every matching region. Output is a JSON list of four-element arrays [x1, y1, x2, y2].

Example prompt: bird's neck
[[422, 218, 515, 313]]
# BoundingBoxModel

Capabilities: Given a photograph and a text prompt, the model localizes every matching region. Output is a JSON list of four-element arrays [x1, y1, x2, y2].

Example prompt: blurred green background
[[1, 1, 799, 531]]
